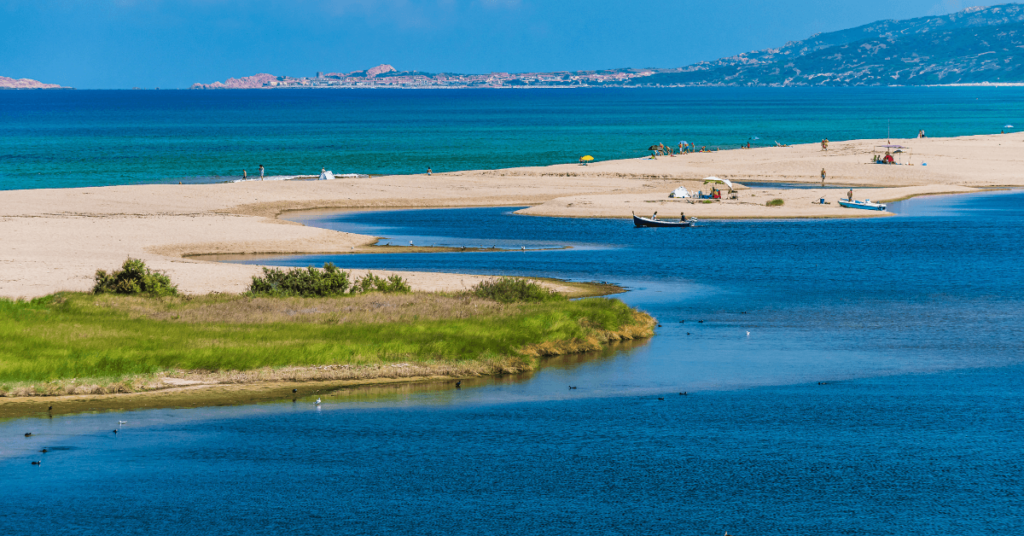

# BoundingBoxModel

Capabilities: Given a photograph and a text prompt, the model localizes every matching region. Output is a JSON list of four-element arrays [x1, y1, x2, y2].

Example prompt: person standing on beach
[[821, 138, 829, 151], [259, 164, 264, 181], [848, 188, 854, 202], [427, 167, 432, 175], [821, 168, 826, 186], [243, 169, 247, 180]]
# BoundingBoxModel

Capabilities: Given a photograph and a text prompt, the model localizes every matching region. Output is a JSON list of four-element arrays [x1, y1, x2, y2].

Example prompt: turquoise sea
[[2, 90, 1023, 534], [1, 87, 1022, 190]]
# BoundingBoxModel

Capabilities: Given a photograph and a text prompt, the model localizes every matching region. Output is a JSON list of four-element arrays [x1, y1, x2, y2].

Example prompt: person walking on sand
[[259, 164, 264, 181], [821, 168, 826, 186]]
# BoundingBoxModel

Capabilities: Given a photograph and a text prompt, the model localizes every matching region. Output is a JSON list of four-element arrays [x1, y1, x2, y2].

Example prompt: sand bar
[[1, 133, 1019, 298]]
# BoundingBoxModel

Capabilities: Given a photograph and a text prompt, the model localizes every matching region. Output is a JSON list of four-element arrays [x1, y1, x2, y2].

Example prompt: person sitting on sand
[[883, 151, 895, 164]]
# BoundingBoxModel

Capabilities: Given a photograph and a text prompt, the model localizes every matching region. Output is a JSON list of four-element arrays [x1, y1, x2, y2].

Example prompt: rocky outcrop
[[365, 64, 397, 78], [0, 76, 63, 89], [190, 73, 279, 89]]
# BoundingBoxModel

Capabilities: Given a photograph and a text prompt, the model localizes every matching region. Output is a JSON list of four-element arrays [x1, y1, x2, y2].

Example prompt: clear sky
[[0, 0, 993, 88]]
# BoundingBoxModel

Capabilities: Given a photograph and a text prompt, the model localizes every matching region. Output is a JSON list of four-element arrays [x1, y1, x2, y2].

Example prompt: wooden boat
[[838, 199, 886, 211], [632, 212, 695, 228]]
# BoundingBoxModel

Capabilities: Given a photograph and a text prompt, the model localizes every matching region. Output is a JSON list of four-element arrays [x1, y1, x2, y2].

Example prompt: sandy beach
[[2, 133, 1020, 299]]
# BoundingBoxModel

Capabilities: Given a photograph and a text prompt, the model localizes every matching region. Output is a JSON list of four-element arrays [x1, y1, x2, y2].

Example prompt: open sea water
[[2, 190, 1023, 535], [1, 87, 1023, 190]]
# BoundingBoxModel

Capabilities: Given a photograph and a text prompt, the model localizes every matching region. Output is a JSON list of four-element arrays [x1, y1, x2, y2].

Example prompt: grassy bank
[[0, 291, 654, 397]]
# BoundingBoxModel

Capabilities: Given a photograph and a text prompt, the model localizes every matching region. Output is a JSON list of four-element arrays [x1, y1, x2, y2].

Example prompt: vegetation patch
[[247, 263, 409, 297], [93, 258, 177, 297], [0, 291, 653, 397], [766, 198, 785, 207], [472, 277, 563, 303]]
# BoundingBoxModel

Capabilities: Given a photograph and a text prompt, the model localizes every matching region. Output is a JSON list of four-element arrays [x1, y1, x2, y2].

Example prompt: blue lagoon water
[[2, 89, 1024, 534], [2, 87, 1024, 190], [3, 191, 1023, 535]]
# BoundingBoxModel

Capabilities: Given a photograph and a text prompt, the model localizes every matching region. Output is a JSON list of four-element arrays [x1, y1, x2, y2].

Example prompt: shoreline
[[3, 132, 1021, 299]]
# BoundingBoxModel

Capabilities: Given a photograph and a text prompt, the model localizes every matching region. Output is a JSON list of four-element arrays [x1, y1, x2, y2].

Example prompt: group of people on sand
[[650, 142, 710, 158], [241, 164, 265, 181]]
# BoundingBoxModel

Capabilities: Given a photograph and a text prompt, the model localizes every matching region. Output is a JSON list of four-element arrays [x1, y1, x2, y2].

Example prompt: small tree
[[246, 263, 352, 297], [472, 277, 563, 303], [94, 258, 178, 297]]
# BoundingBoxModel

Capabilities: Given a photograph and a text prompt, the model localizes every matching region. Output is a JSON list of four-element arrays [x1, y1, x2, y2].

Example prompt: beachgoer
[[243, 169, 247, 180], [848, 189, 854, 202], [919, 129, 926, 138], [428, 167, 432, 175], [678, 142, 684, 153], [680, 212, 686, 221], [821, 168, 826, 186], [259, 164, 264, 180], [652, 211, 658, 220], [883, 151, 894, 164], [821, 138, 829, 151], [747, 141, 750, 149]]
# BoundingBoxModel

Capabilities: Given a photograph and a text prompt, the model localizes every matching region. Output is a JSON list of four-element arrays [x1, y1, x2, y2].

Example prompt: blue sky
[[0, 0, 990, 88]]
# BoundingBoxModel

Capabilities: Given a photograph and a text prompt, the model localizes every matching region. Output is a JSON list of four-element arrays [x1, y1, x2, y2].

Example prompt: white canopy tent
[[319, 170, 335, 181]]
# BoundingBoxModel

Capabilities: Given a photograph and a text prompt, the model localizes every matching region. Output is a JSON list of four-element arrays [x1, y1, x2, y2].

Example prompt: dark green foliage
[[472, 277, 564, 303], [766, 198, 785, 207], [93, 258, 177, 297], [352, 272, 411, 294], [247, 263, 352, 297]]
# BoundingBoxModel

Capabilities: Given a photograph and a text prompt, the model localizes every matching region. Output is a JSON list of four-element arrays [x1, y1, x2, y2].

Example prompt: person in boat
[[651, 211, 658, 220], [847, 189, 854, 202], [680, 212, 686, 221]]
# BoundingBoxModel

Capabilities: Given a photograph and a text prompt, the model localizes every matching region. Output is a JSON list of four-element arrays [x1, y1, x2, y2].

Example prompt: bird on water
[[455, 380, 462, 389], [24, 433, 32, 437], [315, 398, 322, 405]]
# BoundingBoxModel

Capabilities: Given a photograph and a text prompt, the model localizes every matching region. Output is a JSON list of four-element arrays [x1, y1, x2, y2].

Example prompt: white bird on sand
[[410, 241, 414, 246], [315, 398, 321, 405]]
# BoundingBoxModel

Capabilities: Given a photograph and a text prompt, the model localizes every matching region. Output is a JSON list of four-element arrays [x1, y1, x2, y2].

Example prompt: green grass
[[0, 292, 651, 392], [766, 198, 785, 207]]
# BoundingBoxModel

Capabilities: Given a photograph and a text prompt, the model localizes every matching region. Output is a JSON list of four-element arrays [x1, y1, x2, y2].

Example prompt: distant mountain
[[191, 4, 1024, 89], [0, 76, 64, 89], [642, 3, 1024, 86]]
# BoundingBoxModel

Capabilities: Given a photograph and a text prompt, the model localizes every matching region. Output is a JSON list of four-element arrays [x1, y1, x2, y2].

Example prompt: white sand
[[1, 133, 1019, 299]]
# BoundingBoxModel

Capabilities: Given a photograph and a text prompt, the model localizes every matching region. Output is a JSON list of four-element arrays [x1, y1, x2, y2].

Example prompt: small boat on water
[[838, 199, 886, 211], [632, 211, 695, 228]]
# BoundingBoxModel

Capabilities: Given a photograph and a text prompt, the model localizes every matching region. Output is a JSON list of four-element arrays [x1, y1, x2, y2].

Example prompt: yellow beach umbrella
[[581, 155, 594, 162]]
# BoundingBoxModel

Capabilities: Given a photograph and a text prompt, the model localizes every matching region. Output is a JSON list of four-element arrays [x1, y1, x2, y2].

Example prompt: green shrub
[[766, 198, 785, 207], [472, 277, 564, 303], [247, 263, 352, 297], [352, 272, 411, 294], [94, 258, 177, 297]]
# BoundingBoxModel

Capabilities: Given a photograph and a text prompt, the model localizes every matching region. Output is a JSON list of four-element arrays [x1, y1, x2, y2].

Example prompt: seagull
[[118, 421, 127, 425], [409, 241, 414, 246], [521, 246, 526, 251], [113, 429, 118, 434], [315, 398, 322, 405], [746, 331, 750, 337]]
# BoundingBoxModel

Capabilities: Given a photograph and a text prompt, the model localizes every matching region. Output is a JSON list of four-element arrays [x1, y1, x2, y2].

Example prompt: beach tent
[[319, 170, 335, 181], [669, 186, 691, 198], [703, 176, 733, 191], [874, 144, 912, 164]]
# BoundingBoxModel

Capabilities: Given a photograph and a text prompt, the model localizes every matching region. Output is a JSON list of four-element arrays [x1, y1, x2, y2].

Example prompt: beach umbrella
[[581, 155, 594, 162]]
